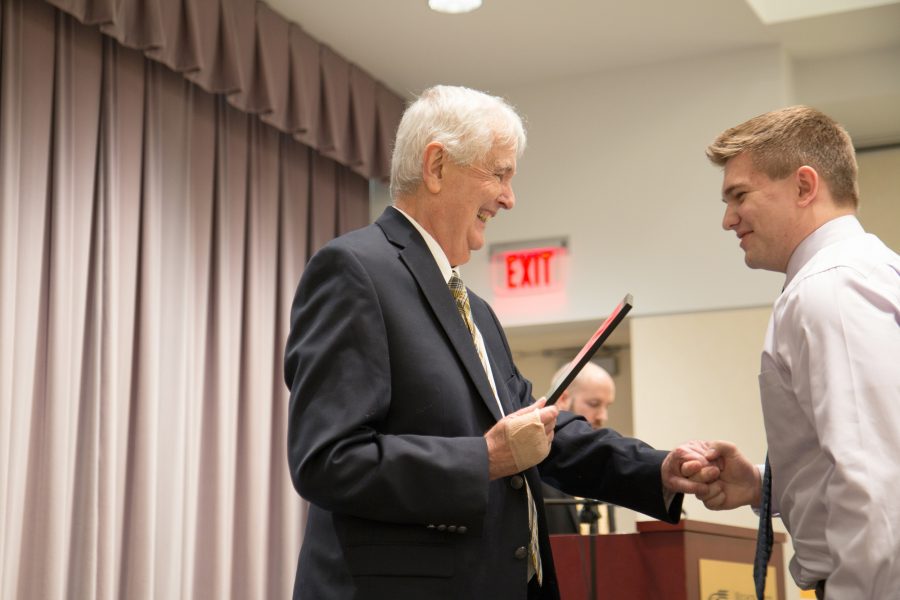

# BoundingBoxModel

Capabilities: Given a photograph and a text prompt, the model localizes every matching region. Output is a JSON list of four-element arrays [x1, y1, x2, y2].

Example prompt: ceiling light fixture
[[428, 0, 482, 14]]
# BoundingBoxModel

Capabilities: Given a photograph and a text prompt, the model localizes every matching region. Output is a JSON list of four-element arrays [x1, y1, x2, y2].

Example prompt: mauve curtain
[[0, 0, 372, 598], [43, 0, 405, 181]]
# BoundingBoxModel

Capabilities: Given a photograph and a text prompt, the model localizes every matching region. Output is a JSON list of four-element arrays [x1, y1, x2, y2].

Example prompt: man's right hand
[[686, 440, 762, 510], [485, 398, 558, 480]]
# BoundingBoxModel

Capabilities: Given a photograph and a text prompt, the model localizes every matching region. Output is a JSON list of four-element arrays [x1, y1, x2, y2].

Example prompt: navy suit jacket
[[285, 207, 682, 599]]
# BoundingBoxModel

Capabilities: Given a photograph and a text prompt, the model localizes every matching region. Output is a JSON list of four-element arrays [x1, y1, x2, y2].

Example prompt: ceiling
[[265, 0, 900, 98]]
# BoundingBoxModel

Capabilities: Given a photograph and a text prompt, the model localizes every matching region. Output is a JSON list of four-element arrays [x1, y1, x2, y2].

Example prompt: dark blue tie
[[754, 455, 773, 600]]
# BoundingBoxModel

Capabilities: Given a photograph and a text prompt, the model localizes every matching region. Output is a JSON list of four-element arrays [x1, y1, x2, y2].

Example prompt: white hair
[[390, 85, 527, 199]]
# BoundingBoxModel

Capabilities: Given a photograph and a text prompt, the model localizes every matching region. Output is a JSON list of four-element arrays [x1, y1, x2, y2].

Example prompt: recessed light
[[428, 0, 482, 15]]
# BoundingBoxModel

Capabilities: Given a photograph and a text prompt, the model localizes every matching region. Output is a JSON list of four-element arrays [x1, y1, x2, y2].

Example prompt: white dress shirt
[[760, 215, 900, 596]]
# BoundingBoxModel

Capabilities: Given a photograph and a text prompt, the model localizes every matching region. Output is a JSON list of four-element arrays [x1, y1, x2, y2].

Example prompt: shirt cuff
[[663, 488, 675, 511]]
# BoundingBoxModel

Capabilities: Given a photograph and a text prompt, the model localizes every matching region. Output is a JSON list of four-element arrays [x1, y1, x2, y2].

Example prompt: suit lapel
[[376, 208, 503, 422]]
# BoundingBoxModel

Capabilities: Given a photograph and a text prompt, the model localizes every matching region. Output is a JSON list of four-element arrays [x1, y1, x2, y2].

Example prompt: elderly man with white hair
[[285, 85, 718, 600]]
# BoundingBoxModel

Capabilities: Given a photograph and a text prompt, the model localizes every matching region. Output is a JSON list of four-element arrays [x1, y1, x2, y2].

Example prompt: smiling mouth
[[477, 211, 491, 223]]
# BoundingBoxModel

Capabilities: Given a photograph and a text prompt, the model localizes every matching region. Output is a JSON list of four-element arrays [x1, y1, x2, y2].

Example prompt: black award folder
[[545, 294, 633, 406]]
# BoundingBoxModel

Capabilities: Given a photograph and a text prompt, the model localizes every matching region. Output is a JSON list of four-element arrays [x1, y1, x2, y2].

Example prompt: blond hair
[[706, 106, 859, 207]]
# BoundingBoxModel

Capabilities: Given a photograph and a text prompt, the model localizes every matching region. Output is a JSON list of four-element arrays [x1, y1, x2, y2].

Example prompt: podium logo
[[699, 559, 775, 600], [707, 591, 759, 600]]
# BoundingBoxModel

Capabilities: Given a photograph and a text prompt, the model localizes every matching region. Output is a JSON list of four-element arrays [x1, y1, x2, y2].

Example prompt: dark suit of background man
[[285, 85, 717, 600]]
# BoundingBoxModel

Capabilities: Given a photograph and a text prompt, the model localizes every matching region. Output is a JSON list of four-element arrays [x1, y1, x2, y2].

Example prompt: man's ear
[[556, 390, 571, 411], [422, 142, 445, 194], [796, 165, 819, 208]]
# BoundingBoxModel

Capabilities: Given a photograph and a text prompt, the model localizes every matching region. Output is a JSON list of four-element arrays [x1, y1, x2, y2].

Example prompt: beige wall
[[858, 145, 900, 252], [630, 307, 771, 528], [630, 306, 808, 598], [371, 45, 899, 331], [459, 45, 789, 325]]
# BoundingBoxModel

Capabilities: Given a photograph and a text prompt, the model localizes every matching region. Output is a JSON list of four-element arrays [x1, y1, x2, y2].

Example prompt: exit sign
[[490, 239, 568, 296]]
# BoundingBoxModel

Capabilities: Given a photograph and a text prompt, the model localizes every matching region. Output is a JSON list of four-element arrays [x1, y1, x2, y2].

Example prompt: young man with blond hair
[[696, 106, 900, 599]]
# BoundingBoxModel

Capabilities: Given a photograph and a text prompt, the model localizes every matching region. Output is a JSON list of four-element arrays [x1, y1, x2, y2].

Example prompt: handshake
[[485, 399, 760, 511], [661, 439, 762, 510]]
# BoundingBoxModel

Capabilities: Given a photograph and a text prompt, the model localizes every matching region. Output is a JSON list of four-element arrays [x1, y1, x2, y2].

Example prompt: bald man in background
[[542, 362, 618, 534], [553, 362, 616, 430]]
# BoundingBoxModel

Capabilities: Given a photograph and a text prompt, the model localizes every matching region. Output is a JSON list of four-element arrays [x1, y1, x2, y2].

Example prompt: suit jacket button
[[437, 524, 447, 532], [447, 525, 457, 533], [457, 526, 467, 534], [514, 546, 528, 560], [510, 475, 524, 490]]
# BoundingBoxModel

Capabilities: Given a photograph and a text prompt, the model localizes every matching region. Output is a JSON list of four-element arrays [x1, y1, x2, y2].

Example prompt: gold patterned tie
[[448, 271, 543, 585], [448, 271, 494, 393]]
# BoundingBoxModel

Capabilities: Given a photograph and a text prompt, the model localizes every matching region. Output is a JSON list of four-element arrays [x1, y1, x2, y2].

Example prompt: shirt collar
[[390, 205, 454, 284], [784, 214, 864, 287]]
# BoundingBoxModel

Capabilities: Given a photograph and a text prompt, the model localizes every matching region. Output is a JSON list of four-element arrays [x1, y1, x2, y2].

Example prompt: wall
[[857, 145, 900, 251], [793, 45, 900, 148], [630, 308, 771, 527], [369, 49, 900, 297], [629, 306, 810, 596], [459, 45, 790, 326], [439, 44, 898, 327]]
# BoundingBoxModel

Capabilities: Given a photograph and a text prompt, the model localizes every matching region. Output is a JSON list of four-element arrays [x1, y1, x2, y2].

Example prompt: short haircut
[[706, 105, 859, 208], [390, 85, 527, 199]]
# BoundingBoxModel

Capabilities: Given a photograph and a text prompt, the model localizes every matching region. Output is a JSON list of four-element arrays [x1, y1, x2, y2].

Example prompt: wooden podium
[[549, 520, 787, 600]]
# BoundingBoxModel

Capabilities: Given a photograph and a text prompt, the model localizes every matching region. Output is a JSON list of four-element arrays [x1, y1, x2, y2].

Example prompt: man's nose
[[722, 203, 738, 231], [499, 184, 515, 210]]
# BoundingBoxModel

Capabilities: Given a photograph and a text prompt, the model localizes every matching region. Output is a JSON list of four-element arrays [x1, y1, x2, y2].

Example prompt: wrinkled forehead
[[492, 150, 516, 166], [485, 142, 518, 170]]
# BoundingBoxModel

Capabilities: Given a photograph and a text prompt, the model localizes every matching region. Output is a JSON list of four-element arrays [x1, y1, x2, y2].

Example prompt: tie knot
[[448, 271, 466, 300], [448, 271, 476, 337]]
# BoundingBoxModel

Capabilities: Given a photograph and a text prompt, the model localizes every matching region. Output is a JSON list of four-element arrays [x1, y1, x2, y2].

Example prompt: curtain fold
[[0, 0, 367, 597], [0, 2, 58, 597], [44, 0, 405, 180]]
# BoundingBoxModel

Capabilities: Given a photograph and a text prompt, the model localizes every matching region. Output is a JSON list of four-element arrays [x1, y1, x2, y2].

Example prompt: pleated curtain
[[43, 0, 405, 181], [0, 0, 398, 598]]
